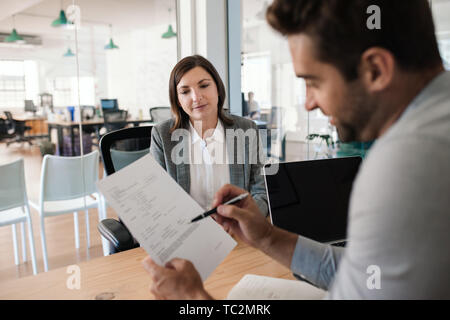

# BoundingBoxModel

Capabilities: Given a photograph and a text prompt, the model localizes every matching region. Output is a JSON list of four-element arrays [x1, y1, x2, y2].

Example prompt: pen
[[190, 193, 249, 223]]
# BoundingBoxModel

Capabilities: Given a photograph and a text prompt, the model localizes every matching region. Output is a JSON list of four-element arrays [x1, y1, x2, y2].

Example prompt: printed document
[[227, 274, 326, 300], [97, 154, 236, 281]]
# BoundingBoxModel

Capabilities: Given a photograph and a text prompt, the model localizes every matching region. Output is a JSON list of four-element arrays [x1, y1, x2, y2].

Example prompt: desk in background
[[47, 118, 154, 156], [0, 241, 298, 300], [0, 114, 49, 140]]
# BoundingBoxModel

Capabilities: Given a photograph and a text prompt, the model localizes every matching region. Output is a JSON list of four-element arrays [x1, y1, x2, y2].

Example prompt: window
[[433, 0, 450, 71], [46, 77, 95, 107], [0, 60, 26, 108], [241, 1, 333, 161]]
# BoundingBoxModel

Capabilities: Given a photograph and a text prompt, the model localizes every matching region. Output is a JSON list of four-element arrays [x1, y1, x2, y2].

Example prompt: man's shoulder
[[352, 127, 450, 214]]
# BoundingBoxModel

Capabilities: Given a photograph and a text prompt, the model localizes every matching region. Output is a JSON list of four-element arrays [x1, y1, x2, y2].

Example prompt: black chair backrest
[[81, 105, 96, 120], [149, 106, 171, 123], [4, 111, 13, 121], [100, 126, 152, 176], [3, 111, 16, 132], [0, 118, 8, 138], [103, 110, 128, 132]]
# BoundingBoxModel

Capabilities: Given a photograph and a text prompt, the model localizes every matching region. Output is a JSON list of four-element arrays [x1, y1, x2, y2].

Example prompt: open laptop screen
[[264, 157, 362, 243]]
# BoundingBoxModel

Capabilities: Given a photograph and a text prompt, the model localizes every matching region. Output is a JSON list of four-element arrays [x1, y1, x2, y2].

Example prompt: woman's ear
[[359, 47, 395, 93]]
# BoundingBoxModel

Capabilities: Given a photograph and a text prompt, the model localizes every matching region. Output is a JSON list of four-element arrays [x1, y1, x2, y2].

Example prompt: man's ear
[[359, 47, 395, 92]]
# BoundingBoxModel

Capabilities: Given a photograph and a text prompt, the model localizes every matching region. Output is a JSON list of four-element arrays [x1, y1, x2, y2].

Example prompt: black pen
[[190, 193, 249, 223]]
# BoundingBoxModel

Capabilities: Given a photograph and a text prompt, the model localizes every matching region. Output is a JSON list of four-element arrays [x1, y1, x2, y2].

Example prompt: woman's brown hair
[[168, 55, 234, 132]]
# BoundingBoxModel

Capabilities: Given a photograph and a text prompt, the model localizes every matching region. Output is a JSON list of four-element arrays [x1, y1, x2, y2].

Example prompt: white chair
[[0, 158, 38, 275], [30, 150, 105, 272]]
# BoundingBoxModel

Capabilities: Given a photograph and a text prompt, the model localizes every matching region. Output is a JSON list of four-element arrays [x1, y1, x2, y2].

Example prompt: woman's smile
[[193, 104, 207, 111]]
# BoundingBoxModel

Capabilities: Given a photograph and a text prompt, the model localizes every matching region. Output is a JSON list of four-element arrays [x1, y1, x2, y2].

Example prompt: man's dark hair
[[266, 0, 443, 81]]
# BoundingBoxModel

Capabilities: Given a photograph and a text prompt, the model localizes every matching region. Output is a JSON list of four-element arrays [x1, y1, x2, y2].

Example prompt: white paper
[[227, 274, 326, 300], [97, 154, 236, 281]]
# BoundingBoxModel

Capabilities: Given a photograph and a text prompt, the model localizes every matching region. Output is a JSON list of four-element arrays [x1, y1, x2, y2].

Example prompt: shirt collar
[[400, 70, 449, 119], [189, 119, 224, 144]]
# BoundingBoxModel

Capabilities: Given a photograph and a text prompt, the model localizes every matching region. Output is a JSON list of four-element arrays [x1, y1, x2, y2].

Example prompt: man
[[247, 91, 261, 119], [142, 0, 450, 299]]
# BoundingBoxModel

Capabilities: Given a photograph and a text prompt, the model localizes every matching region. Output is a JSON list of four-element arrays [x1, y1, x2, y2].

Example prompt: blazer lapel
[[172, 123, 191, 193], [176, 163, 190, 193], [225, 121, 245, 189]]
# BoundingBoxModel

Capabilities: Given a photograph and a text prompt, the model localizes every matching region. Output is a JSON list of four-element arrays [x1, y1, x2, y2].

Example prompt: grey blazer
[[150, 114, 268, 216]]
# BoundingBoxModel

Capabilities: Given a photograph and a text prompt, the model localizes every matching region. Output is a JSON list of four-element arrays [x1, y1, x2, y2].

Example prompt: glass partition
[[433, 0, 450, 70], [240, 0, 379, 161], [0, 0, 177, 277]]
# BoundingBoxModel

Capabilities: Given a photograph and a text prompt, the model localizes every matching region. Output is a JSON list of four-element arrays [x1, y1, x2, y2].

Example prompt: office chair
[[149, 106, 172, 123], [0, 117, 13, 142], [81, 106, 96, 121], [29, 150, 104, 272], [3, 111, 33, 146], [97, 126, 152, 254], [24, 100, 37, 116], [0, 158, 38, 275], [103, 110, 128, 133], [80, 106, 100, 146]]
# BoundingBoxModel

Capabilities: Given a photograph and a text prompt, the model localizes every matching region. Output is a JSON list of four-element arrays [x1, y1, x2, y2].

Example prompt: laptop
[[263, 157, 362, 246]]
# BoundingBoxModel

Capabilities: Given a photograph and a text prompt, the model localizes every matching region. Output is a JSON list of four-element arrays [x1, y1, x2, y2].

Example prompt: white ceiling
[[0, 0, 177, 40]]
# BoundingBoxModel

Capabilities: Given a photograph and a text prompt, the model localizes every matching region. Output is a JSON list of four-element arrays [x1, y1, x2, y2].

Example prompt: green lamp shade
[[4, 28, 24, 42], [52, 10, 71, 27], [63, 48, 75, 57], [162, 24, 177, 39], [104, 38, 119, 49]]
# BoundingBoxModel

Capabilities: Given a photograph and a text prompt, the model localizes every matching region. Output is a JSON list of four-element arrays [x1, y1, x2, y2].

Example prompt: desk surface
[[0, 114, 47, 121], [0, 241, 295, 300], [47, 118, 154, 126]]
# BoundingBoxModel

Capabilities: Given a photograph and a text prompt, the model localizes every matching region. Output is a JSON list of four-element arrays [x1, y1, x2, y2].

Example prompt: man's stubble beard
[[335, 82, 375, 143]]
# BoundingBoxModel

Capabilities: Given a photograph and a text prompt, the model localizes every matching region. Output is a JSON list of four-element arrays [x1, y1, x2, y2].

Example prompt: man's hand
[[211, 184, 274, 251], [142, 256, 213, 300]]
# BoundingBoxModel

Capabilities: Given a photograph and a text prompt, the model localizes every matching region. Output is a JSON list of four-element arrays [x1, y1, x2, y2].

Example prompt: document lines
[[97, 154, 236, 281]]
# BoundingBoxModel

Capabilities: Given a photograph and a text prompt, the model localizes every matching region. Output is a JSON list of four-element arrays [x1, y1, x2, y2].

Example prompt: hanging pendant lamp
[[52, 9, 68, 27], [104, 38, 119, 49], [5, 28, 24, 43], [63, 47, 75, 57], [104, 24, 119, 49], [51, 0, 73, 27], [162, 8, 177, 39], [162, 24, 177, 39], [4, 16, 24, 43]]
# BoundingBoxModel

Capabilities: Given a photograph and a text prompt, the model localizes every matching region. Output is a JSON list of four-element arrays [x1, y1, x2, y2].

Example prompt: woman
[[150, 55, 268, 215]]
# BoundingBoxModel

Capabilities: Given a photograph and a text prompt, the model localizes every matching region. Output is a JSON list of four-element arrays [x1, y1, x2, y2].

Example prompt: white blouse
[[188, 120, 230, 210]]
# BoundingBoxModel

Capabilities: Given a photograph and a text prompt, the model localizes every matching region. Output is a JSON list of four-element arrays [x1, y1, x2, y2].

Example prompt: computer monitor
[[24, 100, 37, 114], [263, 157, 362, 244], [101, 99, 118, 113]]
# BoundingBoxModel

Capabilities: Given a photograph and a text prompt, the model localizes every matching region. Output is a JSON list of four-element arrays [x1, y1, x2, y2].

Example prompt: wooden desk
[[0, 114, 48, 139], [47, 118, 154, 156], [0, 241, 295, 300]]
